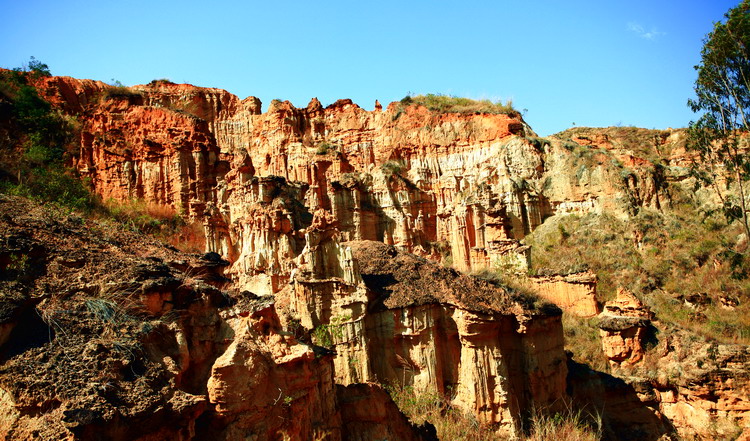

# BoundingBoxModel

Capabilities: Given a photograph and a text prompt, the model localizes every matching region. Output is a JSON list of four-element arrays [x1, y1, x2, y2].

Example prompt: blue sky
[[0, 0, 738, 135]]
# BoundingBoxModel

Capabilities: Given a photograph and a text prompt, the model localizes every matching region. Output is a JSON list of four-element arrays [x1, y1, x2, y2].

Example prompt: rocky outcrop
[[337, 383, 437, 441], [0, 196, 434, 441], [16, 75, 674, 279], [566, 359, 675, 441], [279, 238, 568, 437], [204, 296, 343, 440], [598, 288, 654, 368], [588, 288, 750, 440], [549, 126, 687, 212], [205, 99, 545, 275], [527, 271, 600, 317], [588, 331, 750, 441], [78, 95, 226, 216], [596, 289, 650, 368]]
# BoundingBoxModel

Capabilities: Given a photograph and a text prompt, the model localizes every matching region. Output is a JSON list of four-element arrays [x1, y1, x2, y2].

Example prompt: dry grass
[[386, 385, 495, 441], [562, 313, 610, 372], [470, 270, 559, 313], [166, 221, 205, 253], [387, 385, 601, 441], [525, 406, 602, 441], [103, 198, 178, 228], [525, 207, 750, 345], [401, 94, 519, 117], [647, 289, 750, 344], [100, 198, 205, 253]]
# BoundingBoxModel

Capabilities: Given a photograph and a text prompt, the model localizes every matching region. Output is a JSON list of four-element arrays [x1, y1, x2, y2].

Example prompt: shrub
[[23, 56, 51, 78], [472, 269, 558, 313], [315, 142, 337, 155], [103, 84, 142, 101], [311, 314, 350, 348], [2, 167, 94, 211], [0, 60, 96, 212], [147, 78, 174, 86], [380, 159, 406, 177], [527, 136, 551, 151]]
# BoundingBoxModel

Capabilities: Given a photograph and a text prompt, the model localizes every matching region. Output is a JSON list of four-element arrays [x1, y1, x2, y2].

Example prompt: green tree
[[688, 0, 750, 237], [25, 56, 51, 78]]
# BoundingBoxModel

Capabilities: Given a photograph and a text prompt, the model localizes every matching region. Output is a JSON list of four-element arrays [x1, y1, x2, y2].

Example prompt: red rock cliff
[[33, 77, 657, 279], [14, 75, 695, 438]]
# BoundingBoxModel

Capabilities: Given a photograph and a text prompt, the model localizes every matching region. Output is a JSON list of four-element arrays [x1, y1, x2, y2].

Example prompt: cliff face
[[30, 76, 673, 283], [527, 271, 600, 317], [285, 239, 567, 434], [0, 196, 435, 441], [17, 74, 744, 440], [205, 97, 541, 277]]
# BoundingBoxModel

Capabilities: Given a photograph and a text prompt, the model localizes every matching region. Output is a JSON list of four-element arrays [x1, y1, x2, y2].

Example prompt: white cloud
[[627, 22, 665, 40]]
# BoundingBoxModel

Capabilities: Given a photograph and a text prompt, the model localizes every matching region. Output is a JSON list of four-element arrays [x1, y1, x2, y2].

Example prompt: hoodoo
[[0, 69, 749, 440]]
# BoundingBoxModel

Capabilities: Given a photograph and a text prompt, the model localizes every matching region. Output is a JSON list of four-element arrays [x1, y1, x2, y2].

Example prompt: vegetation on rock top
[[0, 60, 93, 212], [400, 93, 520, 117]]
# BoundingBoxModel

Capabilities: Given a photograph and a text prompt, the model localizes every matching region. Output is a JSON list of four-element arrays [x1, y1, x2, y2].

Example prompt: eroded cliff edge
[[33, 75, 672, 286], [0, 194, 565, 440], [0, 196, 439, 441], [3, 72, 749, 440]]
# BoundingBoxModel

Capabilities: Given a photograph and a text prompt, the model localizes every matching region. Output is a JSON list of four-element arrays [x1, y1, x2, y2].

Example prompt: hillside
[[0, 69, 748, 440]]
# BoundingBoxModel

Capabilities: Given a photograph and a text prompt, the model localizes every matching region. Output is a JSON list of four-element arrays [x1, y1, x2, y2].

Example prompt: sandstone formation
[[6, 72, 748, 440], [305, 240, 567, 434], [337, 383, 438, 441], [527, 271, 600, 317], [25, 75, 674, 284], [598, 288, 653, 368], [264, 211, 569, 436], [592, 330, 750, 441], [587, 288, 750, 440], [0, 196, 435, 441]]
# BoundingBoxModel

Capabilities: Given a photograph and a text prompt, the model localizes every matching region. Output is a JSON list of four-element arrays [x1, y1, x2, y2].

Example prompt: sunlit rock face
[[598, 288, 654, 368], [527, 271, 600, 317], [278, 238, 568, 437], [24, 74, 699, 438], [36, 77, 667, 281], [592, 289, 750, 441]]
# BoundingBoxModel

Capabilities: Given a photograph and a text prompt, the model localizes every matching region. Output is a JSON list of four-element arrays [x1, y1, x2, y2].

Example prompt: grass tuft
[[387, 384, 494, 441], [387, 384, 602, 441], [526, 405, 602, 441]]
